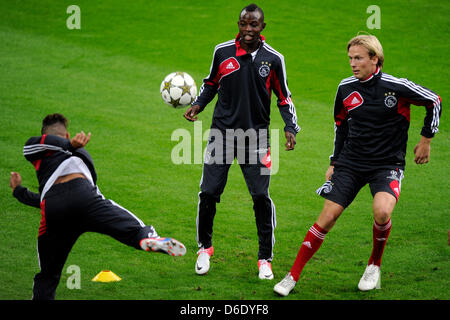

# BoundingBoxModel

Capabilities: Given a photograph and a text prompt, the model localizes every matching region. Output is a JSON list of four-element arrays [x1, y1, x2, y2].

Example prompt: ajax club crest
[[384, 92, 397, 108], [258, 61, 271, 77]]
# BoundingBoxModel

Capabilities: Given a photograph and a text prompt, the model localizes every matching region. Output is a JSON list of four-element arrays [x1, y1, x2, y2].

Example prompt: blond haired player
[[274, 34, 442, 296]]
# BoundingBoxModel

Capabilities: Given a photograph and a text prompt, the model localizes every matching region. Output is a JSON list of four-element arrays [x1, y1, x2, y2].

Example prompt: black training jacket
[[14, 135, 97, 207], [330, 67, 442, 171], [193, 34, 300, 135]]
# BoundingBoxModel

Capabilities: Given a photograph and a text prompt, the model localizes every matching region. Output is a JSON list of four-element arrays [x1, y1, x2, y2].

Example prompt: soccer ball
[[160, 72, 197, 108]]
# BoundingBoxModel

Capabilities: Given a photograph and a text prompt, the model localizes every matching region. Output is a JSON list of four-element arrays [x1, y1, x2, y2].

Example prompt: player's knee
[[251, 193, 271, 207], [251, 192, 269, 200], [373, 206, 391, 224], [322, 210, 340, 224], [373, 192, 396, 223], [317, 203, 343, 230], [199, 192, 220, 204], [200, 183, 225, 200]]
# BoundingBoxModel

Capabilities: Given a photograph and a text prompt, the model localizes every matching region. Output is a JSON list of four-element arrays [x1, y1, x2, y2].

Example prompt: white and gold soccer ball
[[160, 72, 197, 108]]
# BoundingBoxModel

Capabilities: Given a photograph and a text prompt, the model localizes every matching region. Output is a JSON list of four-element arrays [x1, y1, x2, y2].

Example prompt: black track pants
[[33, 178, 156, 300], [196, 150, 276, 261]]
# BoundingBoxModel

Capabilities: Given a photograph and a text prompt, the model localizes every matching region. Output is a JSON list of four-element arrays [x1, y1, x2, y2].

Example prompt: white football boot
[[358, 264, 381, 291], [140, 237, 186, 257], [274, 272, 297, 296], [258, 259, 274, 280], [195, 246, 214, 275]]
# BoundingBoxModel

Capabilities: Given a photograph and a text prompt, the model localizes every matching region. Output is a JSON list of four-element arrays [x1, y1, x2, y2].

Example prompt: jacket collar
[[235, 33, 265, 57], [359, 66, 381, 84]]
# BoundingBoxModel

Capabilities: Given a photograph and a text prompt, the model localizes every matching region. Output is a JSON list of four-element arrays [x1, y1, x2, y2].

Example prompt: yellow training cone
[[91, 270, 122, 282]]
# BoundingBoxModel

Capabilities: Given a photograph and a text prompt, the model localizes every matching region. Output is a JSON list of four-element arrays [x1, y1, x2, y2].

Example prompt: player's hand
[[285, 131, 296, 151], [325, 165, 334, 181], [413, 136, 431, 164], [184, 105, 201, 122], [71, 131, 91, 149], [9, 172, 22, 191]]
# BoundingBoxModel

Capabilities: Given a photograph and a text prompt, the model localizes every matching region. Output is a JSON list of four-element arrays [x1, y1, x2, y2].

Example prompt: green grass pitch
[[0, 0, 448, 300]]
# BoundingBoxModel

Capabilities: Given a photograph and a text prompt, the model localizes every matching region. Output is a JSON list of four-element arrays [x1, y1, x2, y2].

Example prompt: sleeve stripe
[[381, 74, 439, 101], [287, 97, 301, 132], [264, 43, 300, 132], [381, 74, 441, 134], [431, 97, 441, 133], [339, 77, 358, 86], [192, 40, 234, 106], [263, 43, 291, 97], [204, 40, 234, 82], [23, 144, 72, 156]]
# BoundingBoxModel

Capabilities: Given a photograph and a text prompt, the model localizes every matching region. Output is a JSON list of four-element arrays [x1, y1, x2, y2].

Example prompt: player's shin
[[368, 219, 391, 266], [289, 223, 328, 282]]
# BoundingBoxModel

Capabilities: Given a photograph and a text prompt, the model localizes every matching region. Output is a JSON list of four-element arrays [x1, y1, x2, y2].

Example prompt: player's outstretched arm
[[413, 136, 432, 164], [10, 172, 40, 208], [9, 172, 22, 190]]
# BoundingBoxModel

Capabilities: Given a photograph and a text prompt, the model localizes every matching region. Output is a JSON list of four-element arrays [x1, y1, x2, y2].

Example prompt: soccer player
[[274, 34, 442, 296], [184, 4, 300, 279], [9, 113, 186, 300]]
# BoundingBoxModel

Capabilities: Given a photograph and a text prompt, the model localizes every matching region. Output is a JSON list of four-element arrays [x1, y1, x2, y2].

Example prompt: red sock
[[368, 219, 392, 266], [289, 223, 327, 282]]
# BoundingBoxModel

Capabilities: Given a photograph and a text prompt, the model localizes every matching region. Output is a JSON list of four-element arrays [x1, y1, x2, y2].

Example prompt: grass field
[[0, 0, 448, 301]]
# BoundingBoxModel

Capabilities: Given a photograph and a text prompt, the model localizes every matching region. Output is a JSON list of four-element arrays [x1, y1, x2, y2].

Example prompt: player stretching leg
[[10, 113, 186, 300], [274, 34, 441, 296]]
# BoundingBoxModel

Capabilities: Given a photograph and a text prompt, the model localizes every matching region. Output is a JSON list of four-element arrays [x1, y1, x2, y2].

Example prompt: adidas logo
[[226, 62, 235, 70], [351, 96, 360, 105], [302, 241, 312, 249], [343, 91, 364, 110]]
